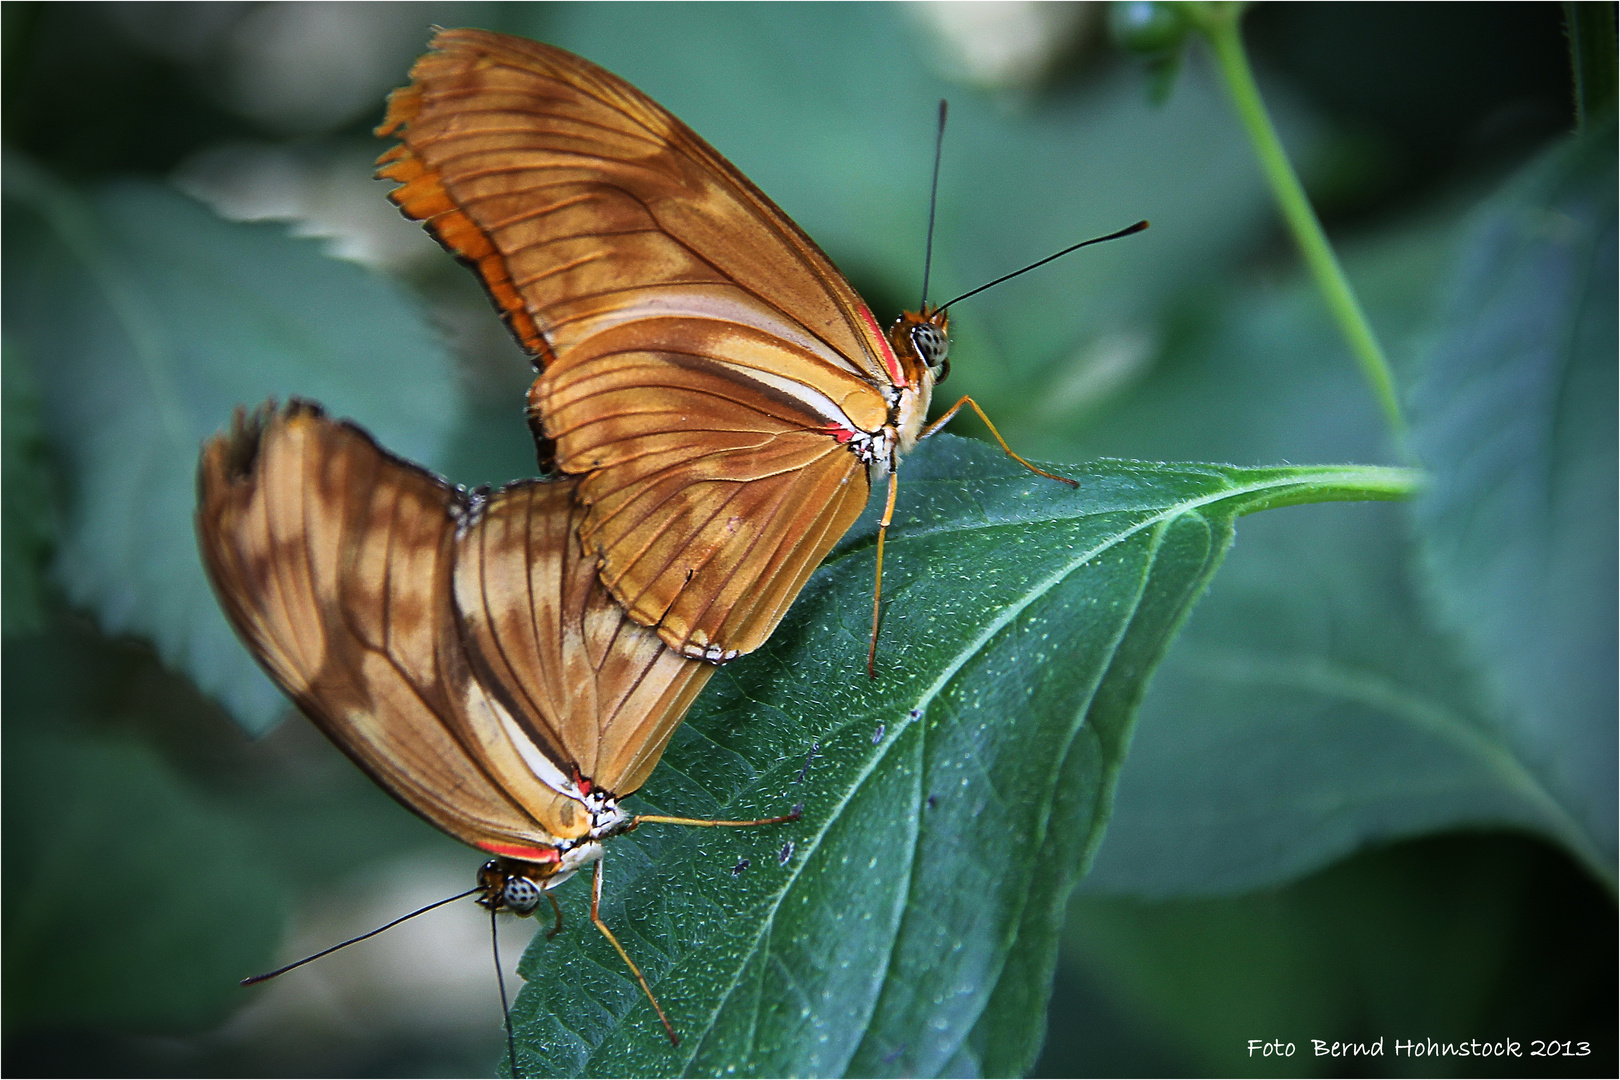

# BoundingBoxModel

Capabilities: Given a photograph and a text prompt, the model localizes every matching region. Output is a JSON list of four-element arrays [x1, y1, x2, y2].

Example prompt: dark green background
[[3, 3, 1613, 1076]]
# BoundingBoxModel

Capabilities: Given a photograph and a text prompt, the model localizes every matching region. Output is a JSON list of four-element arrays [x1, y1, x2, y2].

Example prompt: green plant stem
[[1185, 3, 1408, 443], [1565, 0, 1619, 129]]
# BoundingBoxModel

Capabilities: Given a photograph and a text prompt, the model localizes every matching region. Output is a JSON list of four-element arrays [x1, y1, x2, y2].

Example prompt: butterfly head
[[486, 863, 545, 913], [889, 307, 951, 386], [480, 859, 543, 914], [478, 844, 605, 915]]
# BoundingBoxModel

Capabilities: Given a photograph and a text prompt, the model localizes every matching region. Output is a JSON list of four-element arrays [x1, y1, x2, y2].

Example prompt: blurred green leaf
[[1107, 2, 1191, 104], [2, 163, 462, 734], [2, 345, 55, 637], [1, 632, 286, 1033], [1408, 123, 1618, 874], [1057, 181, 1613, 894], [0, 614, 489, 1069], [502, 436, 1412, 1077]]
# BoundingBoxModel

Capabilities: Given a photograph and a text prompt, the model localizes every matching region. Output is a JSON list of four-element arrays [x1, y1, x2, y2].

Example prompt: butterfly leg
[[544, 890, 564, 940], [590, 860, 679, 1047], [922, 396, 1078, 487], [632, 805, 802, 828], [869, 469, 900, 679]]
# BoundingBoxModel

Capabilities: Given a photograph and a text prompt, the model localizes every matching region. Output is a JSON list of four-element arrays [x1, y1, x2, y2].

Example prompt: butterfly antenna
[[920, 99, 948, 310], [938, 219, 1149, 311], [240, 886, 480, 986], [492, 907, 520, 1078]]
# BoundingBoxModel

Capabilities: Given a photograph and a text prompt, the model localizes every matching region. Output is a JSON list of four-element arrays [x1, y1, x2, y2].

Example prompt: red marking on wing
[[478, 842, 562, 863], [822, 423, 856, 444], [571, 767, 594, 796], [858, 305, 902, 384]]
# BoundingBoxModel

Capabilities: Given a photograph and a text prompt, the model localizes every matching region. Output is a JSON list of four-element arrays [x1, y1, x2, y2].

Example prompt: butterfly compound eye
[[502, 875, 543, 914], [909, 322, 950, 379]]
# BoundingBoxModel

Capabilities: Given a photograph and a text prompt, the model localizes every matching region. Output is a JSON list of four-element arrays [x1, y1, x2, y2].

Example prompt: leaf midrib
[[845, 511, 1174, 1076], [837, 463, 1423, 552], [664, 468, 1393, 1073]]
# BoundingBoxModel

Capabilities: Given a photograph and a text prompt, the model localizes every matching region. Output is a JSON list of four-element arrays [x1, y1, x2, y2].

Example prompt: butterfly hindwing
[[452, 479, 715, 798]]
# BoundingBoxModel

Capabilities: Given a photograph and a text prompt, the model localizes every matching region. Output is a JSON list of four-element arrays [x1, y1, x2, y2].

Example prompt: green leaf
[[1408, 123, 1618, 874], [502, 436, 1414, 1077], [1051, 188, 1614, 895], [1, 163, 461, 734]]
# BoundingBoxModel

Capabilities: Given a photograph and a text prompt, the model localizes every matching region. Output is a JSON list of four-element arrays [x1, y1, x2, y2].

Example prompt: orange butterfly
[[376, 28, 1103, 674], [196, 401, 795, 1051]]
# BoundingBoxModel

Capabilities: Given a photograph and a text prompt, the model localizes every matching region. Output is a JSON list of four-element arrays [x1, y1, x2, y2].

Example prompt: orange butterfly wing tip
[[374, 51, 552, 364]]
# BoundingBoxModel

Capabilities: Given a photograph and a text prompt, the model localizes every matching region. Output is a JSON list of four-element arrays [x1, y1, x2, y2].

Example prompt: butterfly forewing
[[377, 28, 903, 663], [198, 403, 560, 849], [377, 29, 889, 379], [197, 402, 712, 858]]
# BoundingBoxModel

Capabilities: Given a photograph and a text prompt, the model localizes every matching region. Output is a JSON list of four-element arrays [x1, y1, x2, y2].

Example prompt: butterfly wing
[[198, 402, 709, 856], [198, 401, 567, 848], [453, 480, 714, 798], [377, 28, 894, 660]]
